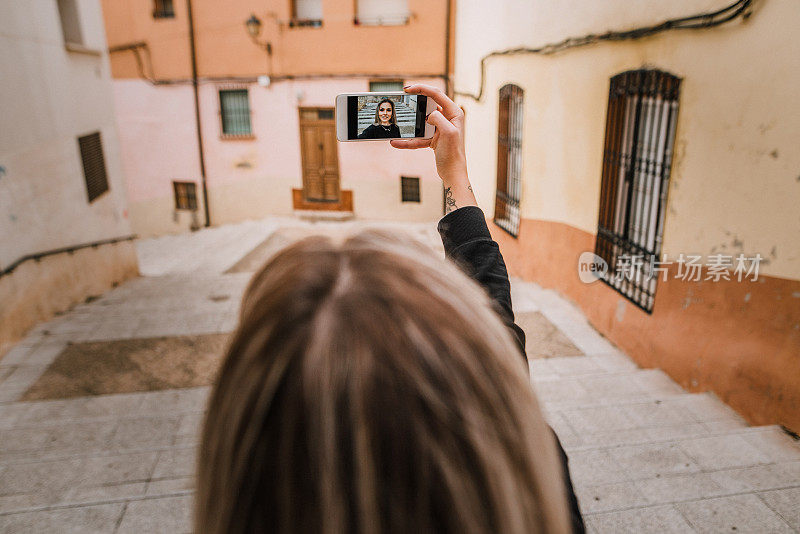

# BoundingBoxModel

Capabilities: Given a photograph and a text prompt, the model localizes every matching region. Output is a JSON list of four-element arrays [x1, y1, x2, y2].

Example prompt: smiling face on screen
[[379, 102, 393, 125], [375, 99, 396, 126]]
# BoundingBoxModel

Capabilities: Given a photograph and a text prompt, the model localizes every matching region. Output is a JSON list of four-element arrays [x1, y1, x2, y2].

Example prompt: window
[[219, 89, 252, 138], [56, 0, 83, 45], [356, 0, 409, 25], [153, 0, 175, 18], [401, 176, 420, 203], [494, 84, 523, 237], [369, 81, 404, 93], [595, 69, 681, 313], [291, 0, 322, 27], [173, 181, 198, 210], [78, 132, 109, 203]]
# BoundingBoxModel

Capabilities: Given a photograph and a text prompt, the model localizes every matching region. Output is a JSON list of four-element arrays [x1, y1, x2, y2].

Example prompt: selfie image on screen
[[347, 94, 427, 140]]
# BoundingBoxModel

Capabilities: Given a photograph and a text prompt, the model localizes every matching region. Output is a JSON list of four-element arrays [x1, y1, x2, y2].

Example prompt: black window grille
[[401, 176, 420, 203], [173, 181, 198, 210], [78, 132, 109, 203], [494, 84, 523, 237], [153, 0, 174, 18], [369, 81, 404, 93], [595, 69, 681, 313], [291, 0, 323, 26], [219, 89, 252, 137]]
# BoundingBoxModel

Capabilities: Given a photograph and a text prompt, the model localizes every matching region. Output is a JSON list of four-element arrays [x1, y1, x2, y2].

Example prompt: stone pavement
[[0, 217, 798, 533]]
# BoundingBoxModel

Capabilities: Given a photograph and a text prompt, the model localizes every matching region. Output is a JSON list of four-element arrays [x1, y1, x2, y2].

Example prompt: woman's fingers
[[404, 84, 462, 120], [426, 110, 457, 137], [390, 138, 432, 150]]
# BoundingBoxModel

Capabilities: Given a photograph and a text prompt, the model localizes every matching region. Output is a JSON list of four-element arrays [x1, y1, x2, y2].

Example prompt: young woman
[[196, 85, 585, 534], [357, 98, 402, 139]]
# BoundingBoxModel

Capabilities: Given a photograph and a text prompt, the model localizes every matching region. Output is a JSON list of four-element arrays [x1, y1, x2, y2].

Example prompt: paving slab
[[0, 216, 798, 533]]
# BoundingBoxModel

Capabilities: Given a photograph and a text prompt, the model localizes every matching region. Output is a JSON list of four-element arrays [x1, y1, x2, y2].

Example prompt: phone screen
[[346, 94, 428, 140]]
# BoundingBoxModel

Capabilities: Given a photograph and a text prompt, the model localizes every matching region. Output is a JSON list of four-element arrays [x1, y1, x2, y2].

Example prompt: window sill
[[65, 42, 103, 56], [354, 16, 411, 26], [288, 19, 323, 28], [220, 134, 255, 141]]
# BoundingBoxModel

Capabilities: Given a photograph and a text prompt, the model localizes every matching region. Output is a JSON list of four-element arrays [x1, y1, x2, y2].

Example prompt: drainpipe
[[187, 0, 211, 227], [444, 0, 453, 96], [442, 0, 453, 215]]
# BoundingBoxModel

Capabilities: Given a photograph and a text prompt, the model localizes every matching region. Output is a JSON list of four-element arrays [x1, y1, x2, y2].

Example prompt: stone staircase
[[358, 101, 416, 136], [511, 282, 800, 532]]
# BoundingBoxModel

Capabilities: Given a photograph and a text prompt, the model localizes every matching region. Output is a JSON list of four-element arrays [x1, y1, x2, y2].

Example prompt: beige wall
[[453, 0, 800, 431], [455, 0, 800, 280], [0, 0, 138, 351]]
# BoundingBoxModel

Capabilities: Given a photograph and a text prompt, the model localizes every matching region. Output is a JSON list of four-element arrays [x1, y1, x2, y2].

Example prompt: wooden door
[[299, 108, 340, 202]]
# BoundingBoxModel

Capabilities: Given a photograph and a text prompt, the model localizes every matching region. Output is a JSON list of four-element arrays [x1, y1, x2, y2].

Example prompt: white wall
[[0, 0, 132, 268]]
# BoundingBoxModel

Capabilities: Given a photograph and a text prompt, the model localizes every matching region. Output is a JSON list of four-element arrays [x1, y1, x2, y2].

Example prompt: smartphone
[[335, 92, 434, 142]]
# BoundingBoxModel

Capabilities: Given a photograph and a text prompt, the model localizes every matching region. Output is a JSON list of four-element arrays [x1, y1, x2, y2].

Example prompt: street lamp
[[245, 14, 272, 55], [245, 14, 262, 39]]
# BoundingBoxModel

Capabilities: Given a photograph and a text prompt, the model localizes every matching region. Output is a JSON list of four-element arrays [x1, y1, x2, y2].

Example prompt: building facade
[[101, 0, 453, 237], [454, 0, 800, 432], [0, 0, 138, 353]]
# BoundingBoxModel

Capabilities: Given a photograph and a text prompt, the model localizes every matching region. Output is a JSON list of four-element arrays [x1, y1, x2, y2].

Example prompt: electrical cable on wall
[[454, 0, 754, 102]]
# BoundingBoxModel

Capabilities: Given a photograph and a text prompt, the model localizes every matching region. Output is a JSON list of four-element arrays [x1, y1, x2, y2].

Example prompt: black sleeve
[[437, 206, 527, 363], [357, 125, 375, 139], [392, 124, 401, 138], [437, 205, 586, 534]]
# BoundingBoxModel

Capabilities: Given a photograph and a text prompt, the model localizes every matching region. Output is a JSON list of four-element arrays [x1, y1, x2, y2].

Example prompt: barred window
[[356, 0, 409, 25], [291, 0, 322, 27], [401, 176, 420, 203], [153, 0, 174, 18], [494, 84, 523, 237], [219, 89, 252, 138], [595, 69, 681, 313], [78, 132, 109, 203], [173, 181, 197, 211], [369, 80, 404, 93]]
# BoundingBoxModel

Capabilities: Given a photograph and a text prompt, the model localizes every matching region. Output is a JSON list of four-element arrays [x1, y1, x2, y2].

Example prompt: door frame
[[298, 107, 340, 202]]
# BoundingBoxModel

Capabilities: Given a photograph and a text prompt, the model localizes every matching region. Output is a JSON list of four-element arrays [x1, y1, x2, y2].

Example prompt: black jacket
[[358, 123, 401, 139], [438, 205, 586, 534]]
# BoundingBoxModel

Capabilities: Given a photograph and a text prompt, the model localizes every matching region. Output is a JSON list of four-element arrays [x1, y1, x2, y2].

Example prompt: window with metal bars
[[78, 132, 109, 203], [369, 81, 404, 93], [219, 89, 253, 138], [356, 0, 410, 25], [291, 0, 323, 27], [595, 69, 681, 313], [401, 176, 420, 202], [152, 0, 174, 18], [173, 181, 197, 211], [494, 84, 523, 237]]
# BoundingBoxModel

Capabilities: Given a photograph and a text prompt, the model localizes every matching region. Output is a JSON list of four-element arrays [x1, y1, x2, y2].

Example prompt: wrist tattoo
[[468, 185, 473, 193], [445, 186, 457, 213]]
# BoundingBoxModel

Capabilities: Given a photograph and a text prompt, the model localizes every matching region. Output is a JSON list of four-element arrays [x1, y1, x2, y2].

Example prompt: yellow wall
[[455, 0, 800, 280]]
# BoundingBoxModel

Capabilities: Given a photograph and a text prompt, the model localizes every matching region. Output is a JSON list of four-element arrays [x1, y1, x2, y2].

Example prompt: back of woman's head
[[196, 230, 571, 534]]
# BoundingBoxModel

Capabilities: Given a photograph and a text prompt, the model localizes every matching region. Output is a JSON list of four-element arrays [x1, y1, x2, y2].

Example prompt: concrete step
[[533, 368, 692, 409]]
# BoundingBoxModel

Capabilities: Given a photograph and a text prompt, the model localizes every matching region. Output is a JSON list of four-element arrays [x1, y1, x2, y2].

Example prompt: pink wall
[[114, 76, 444, 232], [113, 81, 201, 204]]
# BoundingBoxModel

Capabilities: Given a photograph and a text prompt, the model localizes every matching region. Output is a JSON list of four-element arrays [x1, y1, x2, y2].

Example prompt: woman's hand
[[390, 84, 477, 213]]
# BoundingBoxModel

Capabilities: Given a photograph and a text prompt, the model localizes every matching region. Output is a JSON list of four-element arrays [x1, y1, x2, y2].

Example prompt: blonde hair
[[196, 230, 572, 534]]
